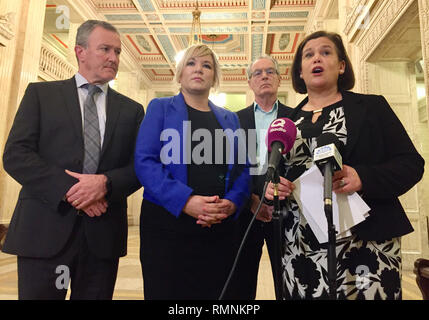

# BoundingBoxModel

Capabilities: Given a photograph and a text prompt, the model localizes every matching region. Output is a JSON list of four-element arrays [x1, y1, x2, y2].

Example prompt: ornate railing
[[39, 44, 76, 81]]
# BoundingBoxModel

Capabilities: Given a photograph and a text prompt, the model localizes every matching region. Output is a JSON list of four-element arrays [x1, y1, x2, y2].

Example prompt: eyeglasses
[[250, 68, 278, 78]]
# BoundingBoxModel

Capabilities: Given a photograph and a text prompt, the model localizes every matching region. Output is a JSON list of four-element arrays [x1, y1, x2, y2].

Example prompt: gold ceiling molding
[[0, 12, 15, 47], [159, 0, 248, 9], [272, 0, 315, 7], [93, 0, 136, 9]]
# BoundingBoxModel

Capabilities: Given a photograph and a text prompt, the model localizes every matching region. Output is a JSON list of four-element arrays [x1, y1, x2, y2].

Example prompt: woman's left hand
[[332, 164, 362, 194], [265, 176, 295, 201], [197, 198, 236, 227]]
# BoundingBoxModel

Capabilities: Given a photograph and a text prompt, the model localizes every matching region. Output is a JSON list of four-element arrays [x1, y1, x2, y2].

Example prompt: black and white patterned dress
[[283, 101, 402, 300]]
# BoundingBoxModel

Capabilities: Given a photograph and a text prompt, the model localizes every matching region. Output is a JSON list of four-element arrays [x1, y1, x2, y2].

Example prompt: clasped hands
[[64, 170, 108, 218], [183, 195, 236, 228]]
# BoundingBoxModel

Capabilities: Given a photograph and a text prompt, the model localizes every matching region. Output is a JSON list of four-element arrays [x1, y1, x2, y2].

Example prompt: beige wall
[[0, 0, 47, 224], [343, 0, 429, 269]]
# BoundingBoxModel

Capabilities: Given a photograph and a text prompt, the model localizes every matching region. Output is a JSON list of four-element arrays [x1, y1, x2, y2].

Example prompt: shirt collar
[[75, 73, 109, 94], [254, 99, 279, 114]]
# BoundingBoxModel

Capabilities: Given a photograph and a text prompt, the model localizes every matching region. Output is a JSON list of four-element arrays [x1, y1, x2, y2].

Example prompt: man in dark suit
[[230, 55, 293, 299], [2, 20, 144, 300]]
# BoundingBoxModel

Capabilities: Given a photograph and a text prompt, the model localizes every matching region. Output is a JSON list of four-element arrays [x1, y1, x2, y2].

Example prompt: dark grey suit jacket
[[2, 77, 144, 259], [237, 101, 293, 198], [236, 101, 293, 222]]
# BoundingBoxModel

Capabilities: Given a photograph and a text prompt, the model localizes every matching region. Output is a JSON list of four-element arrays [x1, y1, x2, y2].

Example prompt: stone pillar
[[114, 70, 146, 226], [0, 0, 47, 224], [66, 22, 79, 70], [418, 0, 429, 125]]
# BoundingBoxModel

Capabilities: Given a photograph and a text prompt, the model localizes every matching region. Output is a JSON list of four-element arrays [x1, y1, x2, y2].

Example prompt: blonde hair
[[174, 44, 221, 89]]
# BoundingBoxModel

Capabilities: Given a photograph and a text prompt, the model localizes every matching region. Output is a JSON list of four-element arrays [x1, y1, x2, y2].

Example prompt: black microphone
[[314, 133, 343, 300], [314, 132, 343, 206], [265, 118, 297, 182]]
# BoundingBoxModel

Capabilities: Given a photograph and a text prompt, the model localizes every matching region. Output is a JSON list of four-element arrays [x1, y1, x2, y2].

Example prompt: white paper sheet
[[292, 165, 370, 244]]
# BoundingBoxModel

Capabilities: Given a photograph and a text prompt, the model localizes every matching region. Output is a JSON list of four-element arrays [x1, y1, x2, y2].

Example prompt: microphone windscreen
[[316, 132, 340, 149], [266, 118, 297, 154]]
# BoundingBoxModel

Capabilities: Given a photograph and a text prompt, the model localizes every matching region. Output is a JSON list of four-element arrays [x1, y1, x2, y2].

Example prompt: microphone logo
[[270, 118, 286, 128]]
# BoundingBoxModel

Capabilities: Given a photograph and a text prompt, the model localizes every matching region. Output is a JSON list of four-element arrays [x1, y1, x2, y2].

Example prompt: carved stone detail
[[0, 12, 15, 47], [347, 0, 416, 92], [39, 44, 77, 81]]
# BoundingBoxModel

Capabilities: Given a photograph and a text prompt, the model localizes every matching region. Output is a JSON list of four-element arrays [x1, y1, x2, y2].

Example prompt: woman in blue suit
[[134, 44, 250, 299]]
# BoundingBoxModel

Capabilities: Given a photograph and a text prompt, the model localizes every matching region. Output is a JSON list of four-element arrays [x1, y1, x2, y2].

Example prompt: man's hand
[[65, 170, 108, 210], [250, 194, 273, 222], [81, 199, 108, 217]]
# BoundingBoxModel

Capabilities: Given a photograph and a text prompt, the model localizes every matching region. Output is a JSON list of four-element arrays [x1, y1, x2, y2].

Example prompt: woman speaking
[[265, 31, 424, 299]]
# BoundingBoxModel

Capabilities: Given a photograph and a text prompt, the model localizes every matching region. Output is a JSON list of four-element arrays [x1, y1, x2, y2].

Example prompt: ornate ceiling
[[44, 0, 319, 86]]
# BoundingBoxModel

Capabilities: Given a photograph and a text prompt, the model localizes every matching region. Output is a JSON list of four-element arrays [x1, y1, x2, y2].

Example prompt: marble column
[[0, 0, 47, 224], [115, 70, 146, 226], [66, 22, 79, 70], [418, 0, 429, 122]]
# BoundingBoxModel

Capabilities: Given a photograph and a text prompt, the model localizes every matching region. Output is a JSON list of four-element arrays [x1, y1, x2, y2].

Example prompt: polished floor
[[0, 226, 423, 300]]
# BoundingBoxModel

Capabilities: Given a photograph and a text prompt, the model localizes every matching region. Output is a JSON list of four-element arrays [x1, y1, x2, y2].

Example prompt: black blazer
[[289, 91, 424, 241], [2, 77, 144, 259], [237, 101, 293, 209]]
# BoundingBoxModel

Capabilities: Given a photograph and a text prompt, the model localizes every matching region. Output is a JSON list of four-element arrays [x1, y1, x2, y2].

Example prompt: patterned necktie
[[83, 84, 102, 174]]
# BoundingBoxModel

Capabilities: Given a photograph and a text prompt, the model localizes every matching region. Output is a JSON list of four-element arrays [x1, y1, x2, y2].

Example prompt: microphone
[[314, 133, 343, 205], [265, 118, 297, 182], [313, 133, 343, 300], [314, 133, 343, 174]]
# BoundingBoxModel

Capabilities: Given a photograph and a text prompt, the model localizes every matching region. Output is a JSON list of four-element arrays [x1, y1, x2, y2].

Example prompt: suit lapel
[[60, 78, 83, 146], [240, 104, 256, 130], [210, 100, 229, 129], [101, 87, 121, 158], [277, 102, 291, 118], [341, 91, 366, 159]]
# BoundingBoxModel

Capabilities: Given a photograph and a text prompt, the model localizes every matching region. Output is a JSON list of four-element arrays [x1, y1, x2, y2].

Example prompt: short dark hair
[[291, 31, 355, 94], [76, 20, 119, 48]]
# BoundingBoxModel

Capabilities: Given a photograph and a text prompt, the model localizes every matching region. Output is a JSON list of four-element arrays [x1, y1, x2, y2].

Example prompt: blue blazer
[[135, 92, 250, 217]]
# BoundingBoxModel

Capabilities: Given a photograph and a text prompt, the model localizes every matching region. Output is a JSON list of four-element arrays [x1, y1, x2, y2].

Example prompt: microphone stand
[[272, 169, 284, 300], [323, 164, 337, 300]]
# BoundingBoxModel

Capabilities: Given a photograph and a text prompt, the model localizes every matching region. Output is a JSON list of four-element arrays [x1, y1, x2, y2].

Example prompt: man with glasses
[[230, 55, 292, 299]]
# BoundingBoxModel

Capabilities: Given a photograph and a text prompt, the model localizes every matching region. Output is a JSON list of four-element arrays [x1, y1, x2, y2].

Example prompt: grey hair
[[76, 20, 119, 48], [246, 55, 280, 79]]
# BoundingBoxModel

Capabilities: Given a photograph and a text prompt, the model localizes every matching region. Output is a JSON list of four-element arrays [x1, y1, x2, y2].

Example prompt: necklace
[[312, 108, 323, 114]]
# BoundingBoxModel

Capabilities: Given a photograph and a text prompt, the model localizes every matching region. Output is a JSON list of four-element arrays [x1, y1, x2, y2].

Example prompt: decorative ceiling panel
[[45, 0, 317, 84]]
